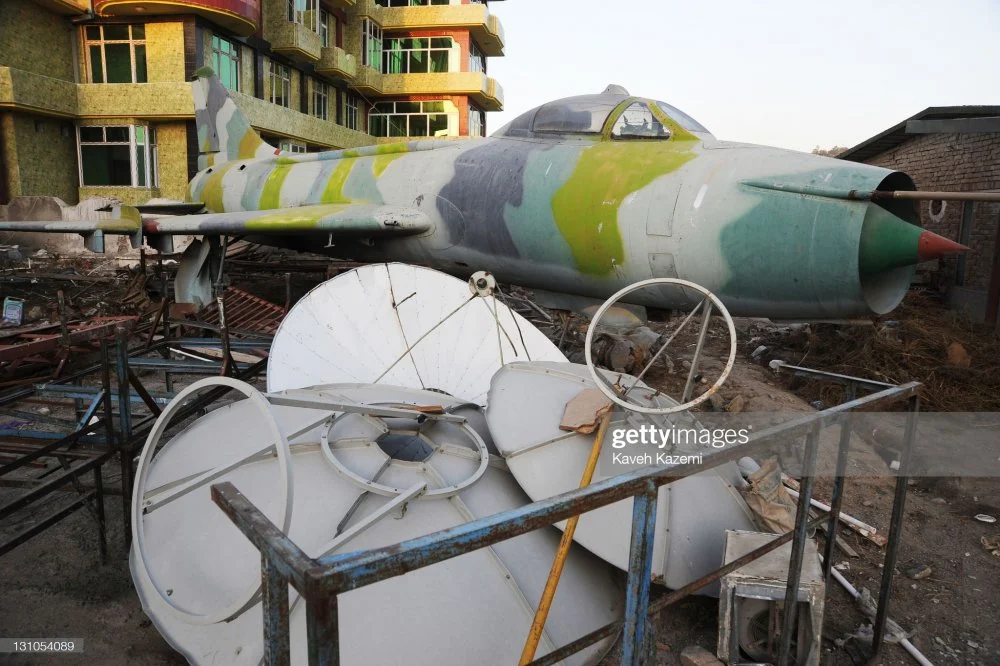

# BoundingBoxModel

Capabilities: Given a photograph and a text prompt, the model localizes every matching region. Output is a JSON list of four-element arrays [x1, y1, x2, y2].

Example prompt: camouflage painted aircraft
[[0, 68, 966, 319]]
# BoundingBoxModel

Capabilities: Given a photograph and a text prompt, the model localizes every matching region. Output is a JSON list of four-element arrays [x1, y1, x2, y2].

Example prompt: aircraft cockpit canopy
[[495, 88, 712, 140]]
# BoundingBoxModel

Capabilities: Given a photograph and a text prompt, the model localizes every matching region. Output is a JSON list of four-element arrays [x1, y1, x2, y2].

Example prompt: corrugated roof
[[837, 105, 1000, 162]]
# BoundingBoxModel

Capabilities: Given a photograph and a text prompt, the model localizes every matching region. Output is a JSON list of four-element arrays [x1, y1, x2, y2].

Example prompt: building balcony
[[379, 4, 505, 56], [317, 46, 357, 81], [77, 83, 193, 118], [0, 68, 197, 119], [231, 92, 373, 149], [327, 0, 356, 8], [31, 0, 91, 15], [379, 72, 503, 111], [0, 67, 78, 118], [267, 19, 323, 63], [352, 66, 385, 96], [93, 1, 260, 37]]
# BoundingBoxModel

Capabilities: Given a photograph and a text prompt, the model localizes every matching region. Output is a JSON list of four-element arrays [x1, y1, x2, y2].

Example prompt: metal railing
[[212, 365, 921, 666]]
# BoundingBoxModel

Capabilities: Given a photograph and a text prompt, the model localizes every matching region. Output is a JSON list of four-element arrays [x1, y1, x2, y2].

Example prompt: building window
[[319, 9, 332, 48], [468, 105, 484, 137], [211, 35, 240, 92], [369, 101, 455, 138], [344, 93, 359, 131], [361, 19, 383, 69], [78, 125, 158, 187], [84, 24, 147, 83], [287, 0, 320, 32], [279, 140, 307, 154], [469, 40, 486, 73], [383, 37, 452, 74], [312, 79, 329, 120], [376, 0, 452, 6], [269, 61, 291, 108]]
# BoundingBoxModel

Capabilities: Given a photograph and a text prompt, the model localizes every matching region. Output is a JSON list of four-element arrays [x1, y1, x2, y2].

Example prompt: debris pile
[[748, 292, 1000, 411]]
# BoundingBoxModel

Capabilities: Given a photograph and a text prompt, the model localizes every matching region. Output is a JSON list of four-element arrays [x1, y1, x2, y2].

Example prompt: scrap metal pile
[[131, 263, 760, 665]]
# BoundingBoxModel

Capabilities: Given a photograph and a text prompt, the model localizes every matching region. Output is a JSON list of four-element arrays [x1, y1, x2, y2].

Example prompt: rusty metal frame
[[0, 314, 271, 559], [211, 366, 921, 666]]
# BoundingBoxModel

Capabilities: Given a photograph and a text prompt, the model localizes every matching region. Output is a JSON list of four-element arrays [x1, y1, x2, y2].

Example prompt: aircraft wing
[[0, 203, 430, 252]]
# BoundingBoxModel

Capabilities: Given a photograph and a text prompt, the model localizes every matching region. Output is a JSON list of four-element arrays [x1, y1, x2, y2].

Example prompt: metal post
[[306, 594, 339, 666], [870, 395, 919, 663], [262, 555, 291, 666], [114, 327, 133, 543], [92, 464, 107, 563], [822, 385, 856, 583], [621, 482, 658, 666], [681, 298, 713, 403], [777, 422, 820, 666]]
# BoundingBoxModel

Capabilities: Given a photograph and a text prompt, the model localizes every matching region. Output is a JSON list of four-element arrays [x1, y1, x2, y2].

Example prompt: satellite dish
[[267, 263, 567, 405], [485, 361, 758, 593], [131, 378, 623, 665]]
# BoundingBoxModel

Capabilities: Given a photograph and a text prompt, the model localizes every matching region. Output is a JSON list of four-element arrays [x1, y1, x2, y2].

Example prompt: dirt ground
[[0, 271, 997, 665]]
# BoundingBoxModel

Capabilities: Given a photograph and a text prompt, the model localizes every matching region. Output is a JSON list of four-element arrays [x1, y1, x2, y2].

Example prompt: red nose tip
[[917, 230, 968, 261]]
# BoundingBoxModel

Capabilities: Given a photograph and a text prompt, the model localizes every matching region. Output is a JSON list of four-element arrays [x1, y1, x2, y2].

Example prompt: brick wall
[[866, 132, 1000, 291], [0, 2, 75, 81]]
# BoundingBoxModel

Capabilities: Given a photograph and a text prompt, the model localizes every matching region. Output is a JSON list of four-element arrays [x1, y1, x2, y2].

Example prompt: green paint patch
[[260, 165, 292, 210], [243, 205, 347, 230], [321, 159, 357, 203], [372, 153, 403, 178], [202, 163, 235, 212], [552, 140, 697, 274], [375, 143, 410, 155]]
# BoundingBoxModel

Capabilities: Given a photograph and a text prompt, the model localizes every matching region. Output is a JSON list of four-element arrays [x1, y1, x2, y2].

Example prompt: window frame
[[369, 100, 455, 138], [312, 79, 329, 120], [344, 93, 359, 131], [268, 61, 292, 108], [76, 124, 158, 188], [383, 36, 453, 74], [468, 104, 484, 137], [361, 19, 383, 69], [279, 140, 307, 154], [468, 40, 486, 74], [287, 0, 320, 32], [83, 24, 147, 84], [211, 34, 241, 92], [319, 9, 331, 48]]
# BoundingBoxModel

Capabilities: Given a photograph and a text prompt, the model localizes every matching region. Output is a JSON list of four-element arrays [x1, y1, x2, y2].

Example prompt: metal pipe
[[621, 482, 658, 666], [871, 395, 920, 661], [681, 298, 713, 403], [822, 385, 855, 585], [520, 412, 612, 665], [872, 190, 1000, 202], [115, 326, 133, 543], [777, 422, 820, 666]]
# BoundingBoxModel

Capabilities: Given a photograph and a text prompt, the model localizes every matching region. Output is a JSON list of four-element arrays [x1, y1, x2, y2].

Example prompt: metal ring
[[319, 413, 490, 499], [131, 376, 293, 625], [584, 278, 737, 415]]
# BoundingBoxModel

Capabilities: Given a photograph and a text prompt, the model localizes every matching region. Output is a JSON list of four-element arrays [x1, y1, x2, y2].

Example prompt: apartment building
[[0, 0, 505, 205]]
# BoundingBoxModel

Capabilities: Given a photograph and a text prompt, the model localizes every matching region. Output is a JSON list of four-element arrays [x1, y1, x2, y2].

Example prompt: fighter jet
[[0, 68, 965, 319]]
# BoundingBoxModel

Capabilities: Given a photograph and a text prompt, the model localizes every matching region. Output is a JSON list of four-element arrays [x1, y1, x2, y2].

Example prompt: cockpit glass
[[532, 95, 625, 134], [654, 101, 710, 134], [612, 102, 671, 140]]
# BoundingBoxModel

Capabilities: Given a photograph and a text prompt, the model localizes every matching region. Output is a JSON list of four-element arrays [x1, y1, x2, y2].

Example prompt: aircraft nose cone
[[918, 230, 969, 262], [859, 204, 968, 276]]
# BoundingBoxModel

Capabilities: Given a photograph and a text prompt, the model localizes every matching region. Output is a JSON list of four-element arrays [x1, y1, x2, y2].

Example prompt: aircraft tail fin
[[192, 66, 277, 169]]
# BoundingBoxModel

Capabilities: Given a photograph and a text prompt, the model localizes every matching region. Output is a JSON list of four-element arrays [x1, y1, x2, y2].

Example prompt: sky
[[486, 0, 1000, 152]]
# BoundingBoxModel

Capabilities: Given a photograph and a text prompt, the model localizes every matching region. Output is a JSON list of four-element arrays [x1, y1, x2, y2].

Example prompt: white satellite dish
[[267, 263, 567, 405], [131, 378, 623, 665], [485, 362, 758, 593]]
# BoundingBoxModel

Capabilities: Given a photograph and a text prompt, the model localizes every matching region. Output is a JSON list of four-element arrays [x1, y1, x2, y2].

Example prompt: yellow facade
[[1, 0, 505, 207]]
